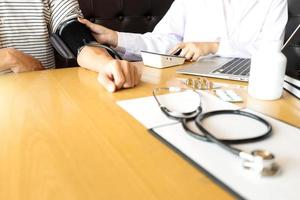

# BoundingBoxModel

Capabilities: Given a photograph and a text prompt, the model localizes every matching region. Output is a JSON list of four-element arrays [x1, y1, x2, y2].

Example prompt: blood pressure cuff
[[50, 19, 116, 60]]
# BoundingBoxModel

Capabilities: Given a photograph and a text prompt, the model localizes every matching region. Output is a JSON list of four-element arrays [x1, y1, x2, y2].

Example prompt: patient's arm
[[0, 48, 43, 73], [77, 46, 140, 92]]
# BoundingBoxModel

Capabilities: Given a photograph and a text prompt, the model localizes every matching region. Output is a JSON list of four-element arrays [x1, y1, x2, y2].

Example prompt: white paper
[[117, 91, 238, 129], [117, 92, 300, 200]]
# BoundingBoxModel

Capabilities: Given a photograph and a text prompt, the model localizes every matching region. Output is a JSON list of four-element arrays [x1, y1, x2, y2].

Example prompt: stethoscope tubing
[[153, 88, 273, 157], [182, 110, 272, 144], [182, 109, 272, 156]]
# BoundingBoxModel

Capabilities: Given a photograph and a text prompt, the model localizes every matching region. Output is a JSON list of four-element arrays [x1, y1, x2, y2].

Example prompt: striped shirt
[[0, 0, 82, 73]]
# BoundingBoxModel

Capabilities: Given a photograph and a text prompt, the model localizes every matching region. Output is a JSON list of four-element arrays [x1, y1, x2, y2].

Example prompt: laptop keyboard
[[212, 58, 251, 76]]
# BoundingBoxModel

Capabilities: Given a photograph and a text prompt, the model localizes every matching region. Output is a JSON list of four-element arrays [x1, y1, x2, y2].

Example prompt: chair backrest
[[284, 0, 300, 77], [286, 0, 300, 40], [77, 0, 174, 33]]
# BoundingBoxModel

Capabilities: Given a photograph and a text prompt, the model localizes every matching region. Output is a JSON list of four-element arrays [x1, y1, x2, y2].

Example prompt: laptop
[[177, 56, 251, 81], [177, 24, 300, 83]]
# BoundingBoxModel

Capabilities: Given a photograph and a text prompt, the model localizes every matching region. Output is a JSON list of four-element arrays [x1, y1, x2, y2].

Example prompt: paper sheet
[[117, 92, 300, 200], [117, 91, 238, 129]]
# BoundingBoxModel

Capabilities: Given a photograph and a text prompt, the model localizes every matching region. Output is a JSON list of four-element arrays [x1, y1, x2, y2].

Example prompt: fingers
[[34, 63, 44, 71], [133, 64, 140, 86], [98, 73, 116, 92], [121, 61, 132, 88], [169, 43, 184, 55], [192, 51, 202, 61], [110, 61, 126, 90], [185, 51, 195, 60], [176, 42, 205, 61], [119, 61, 140, 88], [78, 17, 118, 46], [32, 58, 44, 71], [78, 18, 102, 34], [9, 49, 44, 73], [131, 65, 136, 87], [77, 18, 92, 27], [98, 60, 124, 92], [99, 60, 140, 92], [112, 61, 141, 89], [130, 62, 141, 86], [129, 62, 135, 88], [179, 47, 189, 58], [11, 67, 20, 73]]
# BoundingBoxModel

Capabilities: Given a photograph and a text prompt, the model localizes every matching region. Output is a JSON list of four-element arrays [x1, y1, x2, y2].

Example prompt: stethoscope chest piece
[[240, 150, 280, 176]]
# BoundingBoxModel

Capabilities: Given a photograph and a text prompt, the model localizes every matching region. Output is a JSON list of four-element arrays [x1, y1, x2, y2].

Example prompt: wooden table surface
[[0, 65, 299, 200]]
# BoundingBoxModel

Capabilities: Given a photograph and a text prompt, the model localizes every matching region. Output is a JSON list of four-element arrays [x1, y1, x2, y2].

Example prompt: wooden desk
[[0, 66, 299, 200]]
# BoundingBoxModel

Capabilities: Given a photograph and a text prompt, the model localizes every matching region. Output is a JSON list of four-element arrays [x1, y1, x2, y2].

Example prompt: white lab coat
[[117, 0, 288, 60]]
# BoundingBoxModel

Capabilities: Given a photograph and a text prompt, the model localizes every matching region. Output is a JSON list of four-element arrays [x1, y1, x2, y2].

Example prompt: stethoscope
[[153, 87, 280, 176]]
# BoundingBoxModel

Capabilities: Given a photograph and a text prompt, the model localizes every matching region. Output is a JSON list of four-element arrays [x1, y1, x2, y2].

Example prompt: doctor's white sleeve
[[116, 0, 186, 60], [217, 0, 288, 58]]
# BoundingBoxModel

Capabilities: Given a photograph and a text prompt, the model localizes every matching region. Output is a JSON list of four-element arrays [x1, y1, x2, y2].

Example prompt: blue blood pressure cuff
[[50, 19, 121, 60]]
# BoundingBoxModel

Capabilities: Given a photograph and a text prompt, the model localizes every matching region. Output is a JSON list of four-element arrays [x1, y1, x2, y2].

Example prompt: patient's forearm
[[77, 46, 114, 72]]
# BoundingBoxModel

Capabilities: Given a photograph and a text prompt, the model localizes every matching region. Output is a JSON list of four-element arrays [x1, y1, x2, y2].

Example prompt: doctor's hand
[[78, 18, 118, 47], [0, 48, 43, 73], [169, 42, 219, 61], [98, 60, 141, 92]]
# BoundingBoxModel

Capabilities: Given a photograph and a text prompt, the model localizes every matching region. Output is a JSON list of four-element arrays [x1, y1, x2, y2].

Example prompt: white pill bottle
[[248, 40, 287, 100]]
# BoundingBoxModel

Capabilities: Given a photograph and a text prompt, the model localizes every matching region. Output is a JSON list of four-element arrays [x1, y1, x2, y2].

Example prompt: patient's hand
[[77, 46, 140, 92], [78, 18, 118, 47], [169, 42, 219, 61], [0, 48, 43, 73], [98, 60, 140, 92]]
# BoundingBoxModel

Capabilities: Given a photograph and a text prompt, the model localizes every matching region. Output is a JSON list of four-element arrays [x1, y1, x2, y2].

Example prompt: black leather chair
[[284, 0, 300, 77], [78, 0, 174, 33], [285, 0, 300, 39]]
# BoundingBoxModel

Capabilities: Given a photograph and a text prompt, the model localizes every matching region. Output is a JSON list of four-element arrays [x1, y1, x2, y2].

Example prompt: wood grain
[[0, 65, 298, 200]]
